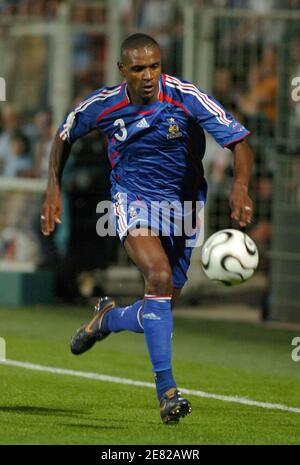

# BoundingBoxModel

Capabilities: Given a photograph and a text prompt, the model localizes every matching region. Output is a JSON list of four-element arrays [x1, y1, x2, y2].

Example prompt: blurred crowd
[[1, 0, 300, 16], [0, 105, 52, 178], [0, 101, 116, 302], [1, 0, 300, 95], [1, 0, 295, 175]]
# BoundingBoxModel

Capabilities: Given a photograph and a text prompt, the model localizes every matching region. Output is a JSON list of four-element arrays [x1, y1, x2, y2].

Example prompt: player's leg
[[100, 287, 182, 334], [124, 229, 174, 399], [70, 228, 173, 342], [70, 288, 182, 357], [69, 192, 147, 354], [97, 192, 183, 336], [124, 229, 172, 292], [123, 229, 191, 423], [98, 286, 182, 341], [70, 230, 190, 355], [70, 291, 181, 357]]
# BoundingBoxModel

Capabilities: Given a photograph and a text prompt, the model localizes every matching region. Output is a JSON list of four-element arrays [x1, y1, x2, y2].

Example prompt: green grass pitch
[[0, 304, 300, 444]]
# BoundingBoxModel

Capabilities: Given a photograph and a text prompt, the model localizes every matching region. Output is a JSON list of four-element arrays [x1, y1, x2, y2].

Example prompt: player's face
[[118, 46, 162, 105]]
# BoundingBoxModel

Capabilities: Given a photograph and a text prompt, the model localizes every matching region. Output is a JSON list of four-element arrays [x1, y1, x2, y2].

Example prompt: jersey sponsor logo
[[167, 117, 182, 139], [136, 117, 150, 128]]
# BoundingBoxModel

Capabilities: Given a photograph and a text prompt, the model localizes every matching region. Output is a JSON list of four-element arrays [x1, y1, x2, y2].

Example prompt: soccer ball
[[201, 229, 259, 286]]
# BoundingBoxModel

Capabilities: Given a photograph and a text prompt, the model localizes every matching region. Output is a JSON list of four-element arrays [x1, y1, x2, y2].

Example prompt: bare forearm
[[47, 131, 72, 191], [41, 131, 71, 235], [228, 140, 254, 227], [232, 140, 253, 192]]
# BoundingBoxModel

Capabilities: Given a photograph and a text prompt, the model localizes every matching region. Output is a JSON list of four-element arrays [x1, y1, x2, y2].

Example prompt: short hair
[[120, 33, 160, 59]]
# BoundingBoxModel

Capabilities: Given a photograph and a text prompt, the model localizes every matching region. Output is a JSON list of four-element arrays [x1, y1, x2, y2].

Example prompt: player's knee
[[146, 267, 173, 295]]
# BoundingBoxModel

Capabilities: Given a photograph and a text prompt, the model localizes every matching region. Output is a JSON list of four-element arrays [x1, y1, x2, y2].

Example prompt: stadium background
[[0, 0, 300, 323], [0, 0, 300, 447]]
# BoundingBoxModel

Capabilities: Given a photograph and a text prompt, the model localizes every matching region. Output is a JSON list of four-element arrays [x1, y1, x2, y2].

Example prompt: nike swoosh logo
[[85, 313, 100, 334], [85, 302, 115, 333]]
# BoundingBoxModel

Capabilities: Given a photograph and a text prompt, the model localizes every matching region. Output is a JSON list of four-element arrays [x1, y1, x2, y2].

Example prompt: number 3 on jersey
[[114, 118, 127, 141]]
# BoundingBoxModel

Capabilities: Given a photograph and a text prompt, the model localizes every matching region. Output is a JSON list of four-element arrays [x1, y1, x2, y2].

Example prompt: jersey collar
[[123, 78, 162, 105]]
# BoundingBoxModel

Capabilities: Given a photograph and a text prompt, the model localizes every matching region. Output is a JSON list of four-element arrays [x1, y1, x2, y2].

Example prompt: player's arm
[[184, 81, 254, 227], [41, 89, 105, 235], [228, 140, 254, 227], [41, 131, 72, 236]]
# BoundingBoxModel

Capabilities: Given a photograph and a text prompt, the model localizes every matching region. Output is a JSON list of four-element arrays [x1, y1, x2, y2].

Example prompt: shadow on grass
[[0, 406, 83, 416], [60, 422, 125, 431]]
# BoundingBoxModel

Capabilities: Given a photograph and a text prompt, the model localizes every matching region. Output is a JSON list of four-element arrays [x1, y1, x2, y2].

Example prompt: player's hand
[[41, 187, 62, 236], [229, 182, 253, 227]]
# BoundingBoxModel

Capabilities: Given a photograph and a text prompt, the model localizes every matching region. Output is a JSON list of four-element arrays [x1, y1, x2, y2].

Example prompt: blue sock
[[155, 368, 177, 400], [142, 295, 177, 400], [102, 300, 144, 333]]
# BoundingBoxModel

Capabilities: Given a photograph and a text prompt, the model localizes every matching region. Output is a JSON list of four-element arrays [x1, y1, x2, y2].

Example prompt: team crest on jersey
[[167, 117, 182, 139]]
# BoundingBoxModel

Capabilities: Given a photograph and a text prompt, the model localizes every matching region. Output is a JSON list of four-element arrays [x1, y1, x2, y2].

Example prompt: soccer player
[[41, 33, 254, 424]]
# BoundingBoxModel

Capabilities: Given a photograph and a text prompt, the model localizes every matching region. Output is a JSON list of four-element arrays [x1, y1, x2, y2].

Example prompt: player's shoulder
[[73, 83, 123, 114], [162, 73, 202, 99]]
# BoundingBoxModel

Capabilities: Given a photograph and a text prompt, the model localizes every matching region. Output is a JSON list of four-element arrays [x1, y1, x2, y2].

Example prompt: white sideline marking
[[2, 359, 300, 414]]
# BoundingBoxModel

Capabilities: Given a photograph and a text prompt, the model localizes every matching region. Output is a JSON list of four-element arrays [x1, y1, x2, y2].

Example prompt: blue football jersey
[[59, 73, 250, 202]]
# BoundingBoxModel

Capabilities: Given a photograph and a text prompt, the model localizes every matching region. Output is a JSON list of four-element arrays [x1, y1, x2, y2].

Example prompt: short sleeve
[[187, 86, 250, 148], [58, 90, 103, 144]]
